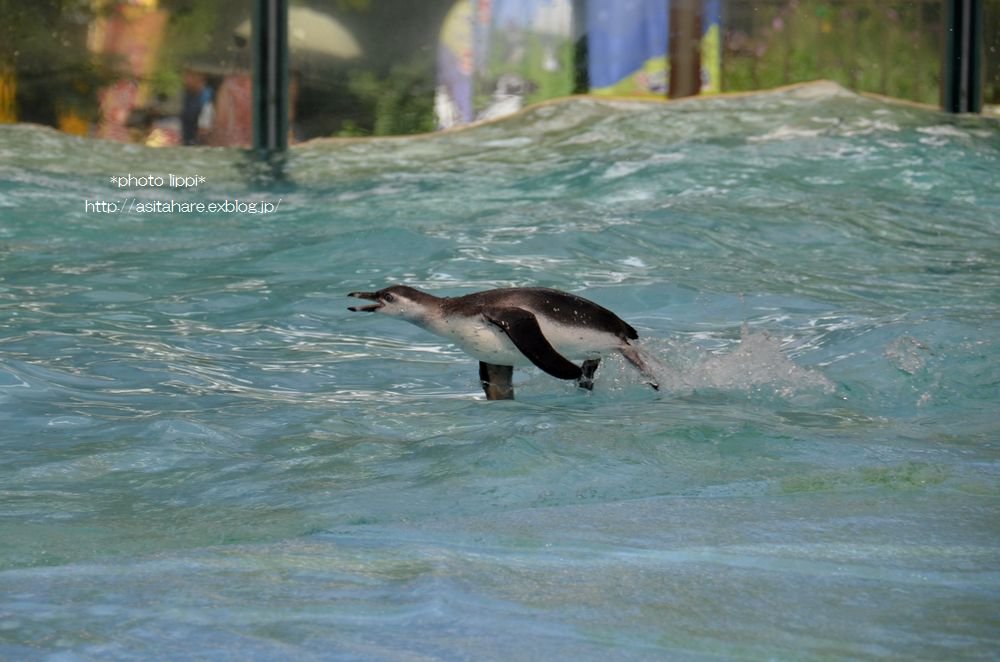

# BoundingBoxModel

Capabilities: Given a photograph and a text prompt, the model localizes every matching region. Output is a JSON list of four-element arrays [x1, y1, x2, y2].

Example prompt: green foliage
[[0, 0, 111, 122], [151, 1, 223, 99], [722, 1, 943, 105], [336, 119, 368, 137], [985, 0, 1000, 105], [338, 62, 436, 136]]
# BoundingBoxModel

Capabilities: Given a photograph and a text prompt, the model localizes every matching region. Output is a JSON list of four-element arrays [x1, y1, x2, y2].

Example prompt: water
[[1, 82, 998, 659]]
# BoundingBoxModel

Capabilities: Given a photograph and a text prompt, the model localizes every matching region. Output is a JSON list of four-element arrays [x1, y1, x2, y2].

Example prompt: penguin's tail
[[619, 344, 660, 391]]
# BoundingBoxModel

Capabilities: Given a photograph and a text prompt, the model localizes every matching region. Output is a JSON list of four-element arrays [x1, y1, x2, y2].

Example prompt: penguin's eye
[[383, 292, 395, 303]]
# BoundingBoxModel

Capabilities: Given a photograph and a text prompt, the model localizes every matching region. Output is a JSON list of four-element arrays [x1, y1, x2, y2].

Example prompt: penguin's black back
[[442, 287, 638, 341]]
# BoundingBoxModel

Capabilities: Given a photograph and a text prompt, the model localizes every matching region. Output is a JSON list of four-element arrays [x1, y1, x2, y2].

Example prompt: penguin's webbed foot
[[619, 345, 660, 391], [577, 358, 601, 391], [479, 362, 515, 400]]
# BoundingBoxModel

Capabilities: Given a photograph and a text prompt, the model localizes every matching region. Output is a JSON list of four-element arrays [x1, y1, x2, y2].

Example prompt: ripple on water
[[0, 85, 998, 658]]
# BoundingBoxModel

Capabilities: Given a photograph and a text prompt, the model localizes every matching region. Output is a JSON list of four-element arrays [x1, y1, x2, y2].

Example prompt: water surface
[[1, 83, 998, 659]]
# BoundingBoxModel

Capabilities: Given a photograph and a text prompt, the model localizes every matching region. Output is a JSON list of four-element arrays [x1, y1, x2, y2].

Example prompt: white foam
[[645, 327, 835, 397]]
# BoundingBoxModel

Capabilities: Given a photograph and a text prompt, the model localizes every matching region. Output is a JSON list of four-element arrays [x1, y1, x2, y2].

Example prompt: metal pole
[[944, 0, 983, 113], [668, 0, 702, 98], [252, 0, 289, 151]]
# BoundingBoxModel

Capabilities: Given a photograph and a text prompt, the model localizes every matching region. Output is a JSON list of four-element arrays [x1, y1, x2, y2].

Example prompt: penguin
[[348, 285, 659, 400]]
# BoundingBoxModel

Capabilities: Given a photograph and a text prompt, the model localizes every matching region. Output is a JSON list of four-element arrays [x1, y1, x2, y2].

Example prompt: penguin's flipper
[[479, 362, 514, 400], [484, 308, 583, 381]]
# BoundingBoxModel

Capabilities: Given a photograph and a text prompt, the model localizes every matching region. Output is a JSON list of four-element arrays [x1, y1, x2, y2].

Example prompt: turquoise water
[[1, 82, 998, 659]]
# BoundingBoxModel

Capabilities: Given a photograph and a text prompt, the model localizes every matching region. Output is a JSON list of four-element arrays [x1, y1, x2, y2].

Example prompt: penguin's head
[[348, 285, 435, 321]]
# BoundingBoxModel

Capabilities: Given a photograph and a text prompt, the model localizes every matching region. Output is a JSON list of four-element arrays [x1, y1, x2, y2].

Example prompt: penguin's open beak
[[348, 291, 382, 312]]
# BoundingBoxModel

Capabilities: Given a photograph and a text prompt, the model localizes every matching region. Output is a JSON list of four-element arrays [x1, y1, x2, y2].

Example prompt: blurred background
[[1, 0, 997, 146]]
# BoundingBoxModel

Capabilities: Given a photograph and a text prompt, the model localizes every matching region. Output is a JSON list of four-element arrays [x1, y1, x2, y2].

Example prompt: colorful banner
[[435, 0, 725, 127], [587, 0, 668, 96]]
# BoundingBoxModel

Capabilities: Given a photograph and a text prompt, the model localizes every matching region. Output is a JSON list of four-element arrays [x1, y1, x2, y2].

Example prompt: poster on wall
[[587, 0, 668, 96], [473, 0, 575, 121], [701, 0, 722, 95], [588, 0, 721, 98], [436, 0, 575, 127], [436, 1, 475, 129]]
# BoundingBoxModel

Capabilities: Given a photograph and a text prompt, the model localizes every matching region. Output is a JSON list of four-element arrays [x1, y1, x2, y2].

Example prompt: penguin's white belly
[[430, 315, 621, 366]]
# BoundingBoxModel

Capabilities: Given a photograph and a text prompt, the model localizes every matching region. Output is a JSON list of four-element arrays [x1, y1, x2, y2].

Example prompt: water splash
[[885, 335, 932, 375], [647, 326, 835, 398]]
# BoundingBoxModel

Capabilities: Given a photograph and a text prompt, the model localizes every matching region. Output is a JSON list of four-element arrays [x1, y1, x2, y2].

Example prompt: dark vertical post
[[252, 0, 289, 151], [915, 1, 925, 101], [572, 0, 589, 94], [944, 0, 983, 113], [669, 0, 703, 98]]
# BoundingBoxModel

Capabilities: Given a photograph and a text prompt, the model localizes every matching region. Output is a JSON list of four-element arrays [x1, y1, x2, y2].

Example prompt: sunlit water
[[1, 82, 998, 659]]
